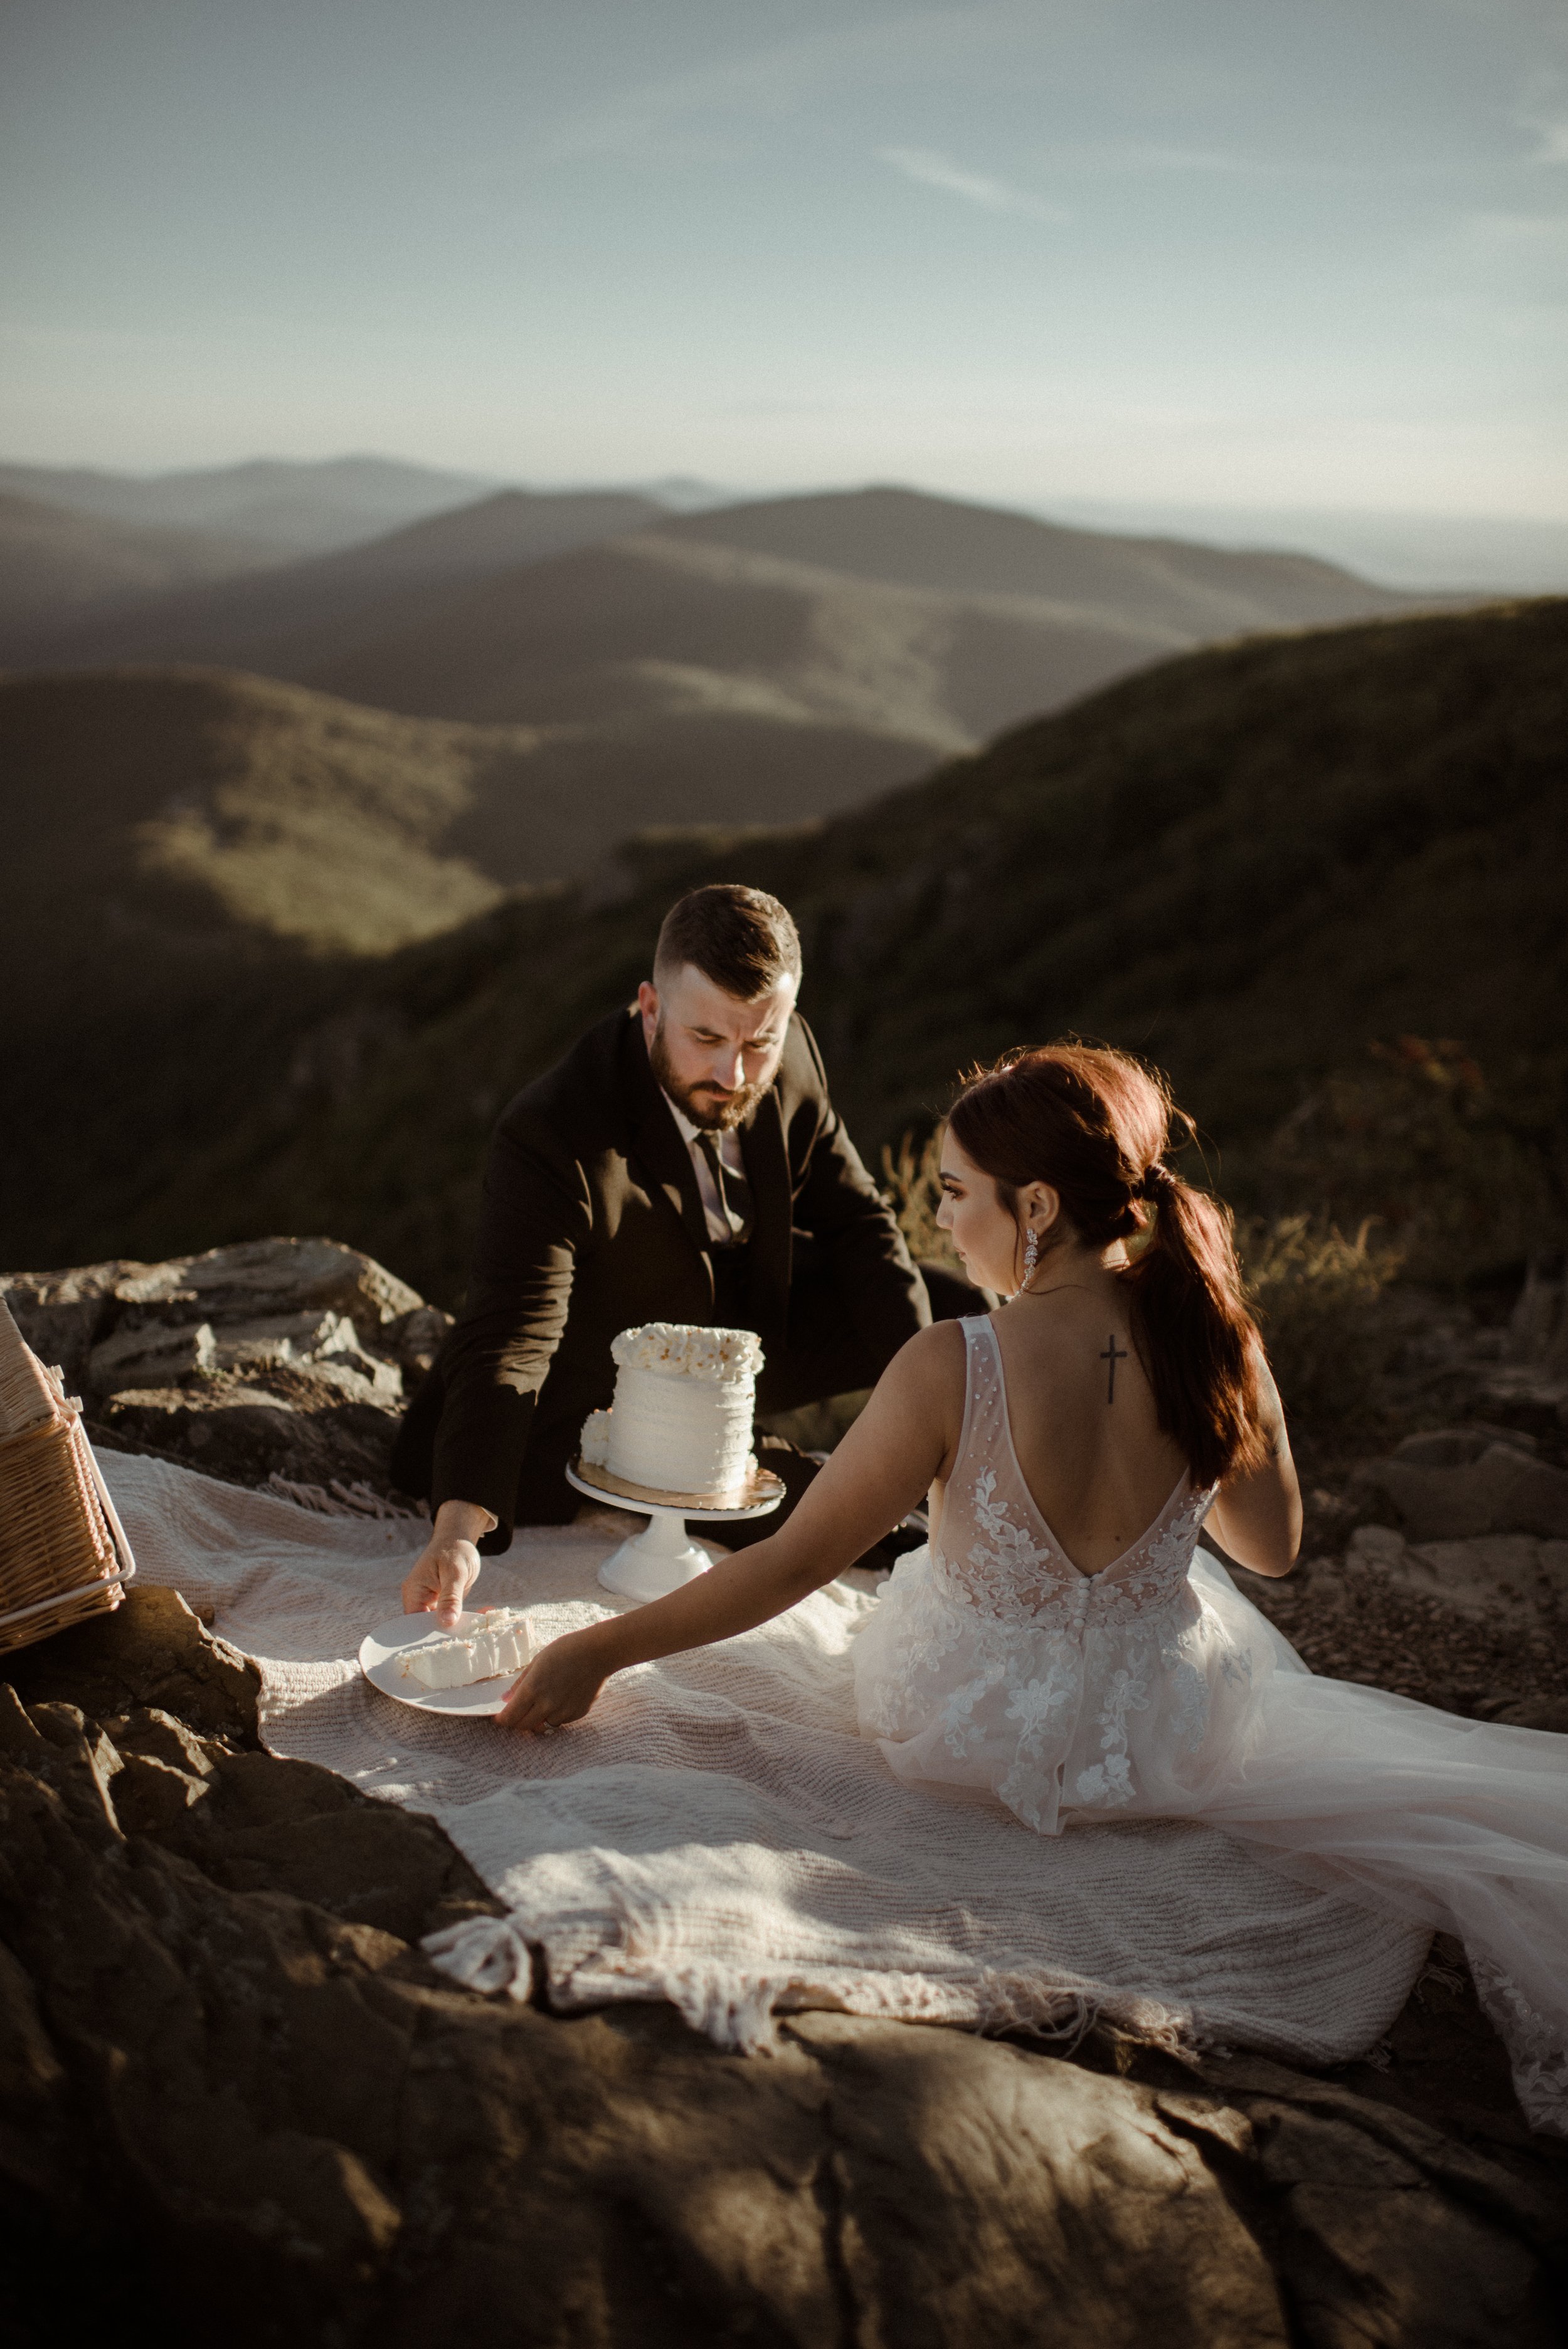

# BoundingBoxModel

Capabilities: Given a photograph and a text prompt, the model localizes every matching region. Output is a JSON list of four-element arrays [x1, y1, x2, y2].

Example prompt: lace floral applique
[[940, 1667, 1007, 1759], [1073, 1752, 1134, 1806], [1005, 1665, 1079, 1746], [1088, 1492, 1216, 1629], [1471, 1956, 1568, 2135], [1073, 1662, 1152, 1808], [1167, 1656, 1211, 1752], [958, 1468, 1067, 1624]]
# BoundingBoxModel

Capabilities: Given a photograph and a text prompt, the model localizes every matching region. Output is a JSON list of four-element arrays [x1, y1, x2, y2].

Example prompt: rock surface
[[3, 1592, 1565, 2349], [4, 1244, 1568, 2343], [1, 1239, 447, 1507], [1348, 1433, 1568, 1544]]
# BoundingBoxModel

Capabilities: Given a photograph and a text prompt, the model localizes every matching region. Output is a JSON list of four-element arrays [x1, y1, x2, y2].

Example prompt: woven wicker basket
[[0, 1297, 135, 1656]]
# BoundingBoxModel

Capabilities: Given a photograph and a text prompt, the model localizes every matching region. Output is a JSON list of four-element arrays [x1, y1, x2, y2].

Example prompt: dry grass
[[1241, 1214, 1404, 1431], [879, 1130, 963, 1278], [882, 1135, 1407, 1448]]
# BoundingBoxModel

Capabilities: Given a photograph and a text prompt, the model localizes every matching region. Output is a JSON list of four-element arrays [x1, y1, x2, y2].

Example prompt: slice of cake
[[581, 1322, 764, 1500], [398, 1606, 534, 1690]]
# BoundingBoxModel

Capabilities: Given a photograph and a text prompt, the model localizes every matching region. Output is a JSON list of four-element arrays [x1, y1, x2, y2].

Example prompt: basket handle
[[35, 1360, 139, 1589], [83, 1435, 138, 1588]]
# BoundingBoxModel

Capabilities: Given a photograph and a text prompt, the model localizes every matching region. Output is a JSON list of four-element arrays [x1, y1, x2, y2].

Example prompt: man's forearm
[[432, 1498, 498, 1546], [430, 1371, 539, 1531]]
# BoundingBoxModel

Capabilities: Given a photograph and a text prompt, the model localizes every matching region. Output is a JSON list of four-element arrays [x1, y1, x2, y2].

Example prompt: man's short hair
[[654, 884, 802, 1002]]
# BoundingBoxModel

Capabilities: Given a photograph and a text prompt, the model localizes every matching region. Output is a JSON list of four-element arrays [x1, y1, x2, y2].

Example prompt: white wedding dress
[[852, 1317, 1568, 2131]]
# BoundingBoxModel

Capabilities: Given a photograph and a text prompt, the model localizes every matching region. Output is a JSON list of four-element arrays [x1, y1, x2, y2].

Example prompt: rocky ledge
[[3, 1237, 449, 1503], [3, 1242, 1567, 2345]]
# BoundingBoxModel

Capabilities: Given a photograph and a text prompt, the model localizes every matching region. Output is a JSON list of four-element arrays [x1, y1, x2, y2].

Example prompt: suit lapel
[[624, 1015, 714, 1280]]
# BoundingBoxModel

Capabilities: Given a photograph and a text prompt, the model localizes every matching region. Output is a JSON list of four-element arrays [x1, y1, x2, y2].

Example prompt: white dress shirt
[[662, 1090, 749, 1247]]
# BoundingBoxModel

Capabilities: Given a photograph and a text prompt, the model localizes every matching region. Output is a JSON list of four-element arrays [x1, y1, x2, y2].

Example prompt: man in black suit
[[395, 883, 980, 1620]]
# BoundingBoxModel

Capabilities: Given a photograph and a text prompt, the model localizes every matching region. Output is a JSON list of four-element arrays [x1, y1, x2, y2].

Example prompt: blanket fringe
[[419, 1912, 1205, 2063], [422, 1914, 534, 1996], [265, 1473, 429, 1522]]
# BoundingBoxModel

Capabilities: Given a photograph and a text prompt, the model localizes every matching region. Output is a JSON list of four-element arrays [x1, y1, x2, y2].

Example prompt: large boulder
[[1347, 1429, 1568, 1544], [1, 1241, 452, 1502], [1345, 1524, 1568, 1628]]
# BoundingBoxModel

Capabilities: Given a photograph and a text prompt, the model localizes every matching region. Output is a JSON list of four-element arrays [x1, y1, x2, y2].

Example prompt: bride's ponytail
[[948, 1046, 1266, 1488], [1126, 1159, 1264, 1488]]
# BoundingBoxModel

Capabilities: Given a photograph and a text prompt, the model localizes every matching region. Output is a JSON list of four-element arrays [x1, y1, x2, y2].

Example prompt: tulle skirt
[[852, 1544, 1568, 2131]]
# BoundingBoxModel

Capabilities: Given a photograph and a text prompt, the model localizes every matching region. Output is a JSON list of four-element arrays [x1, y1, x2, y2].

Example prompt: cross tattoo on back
[[1101, 1334, 1128, 1403]]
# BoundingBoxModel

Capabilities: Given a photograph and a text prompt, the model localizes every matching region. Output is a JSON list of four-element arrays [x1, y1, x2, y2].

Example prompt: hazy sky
[[3, 0, 1565, 515]]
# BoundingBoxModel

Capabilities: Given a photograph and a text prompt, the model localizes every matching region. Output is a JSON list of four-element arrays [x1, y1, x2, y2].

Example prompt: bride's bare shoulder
[[884, 1317, 970, 1403], [867, 1316, 968, 1391], [847, 1320, 967, 1455], [905, 1315, 971, 1364]]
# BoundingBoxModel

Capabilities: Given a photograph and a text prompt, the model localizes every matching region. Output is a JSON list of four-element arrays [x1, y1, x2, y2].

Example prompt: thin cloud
[[537, 13, 980, 166], [1466, 209, 1568, 245], [1108, 143, 1258, 174], [877, 146, 1067, 218], [1525, 117, 1568, 166]]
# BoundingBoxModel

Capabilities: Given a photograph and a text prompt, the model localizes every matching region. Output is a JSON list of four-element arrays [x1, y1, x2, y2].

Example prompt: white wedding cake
[[581, 1321, 764, 1500], [400, 1607, 534, 1690]]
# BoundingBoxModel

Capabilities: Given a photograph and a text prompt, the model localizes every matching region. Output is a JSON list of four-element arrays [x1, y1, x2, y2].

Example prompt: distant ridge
[[0, 489, 282, 637], [0, 487, 667, 673], [662, 485, 1424, 634], [0, 452, 505, 556]]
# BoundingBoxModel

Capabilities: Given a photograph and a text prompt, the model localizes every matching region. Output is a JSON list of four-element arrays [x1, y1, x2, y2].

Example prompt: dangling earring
[[1021, 1227, 1039, 1290]]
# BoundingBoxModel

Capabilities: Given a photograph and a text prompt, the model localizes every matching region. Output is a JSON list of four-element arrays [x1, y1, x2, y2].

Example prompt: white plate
[[359, 1610, 530, 1718]]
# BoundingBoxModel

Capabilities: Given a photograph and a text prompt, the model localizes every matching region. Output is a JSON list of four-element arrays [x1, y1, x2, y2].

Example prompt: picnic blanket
[[101, 1451, 1429, 2057]]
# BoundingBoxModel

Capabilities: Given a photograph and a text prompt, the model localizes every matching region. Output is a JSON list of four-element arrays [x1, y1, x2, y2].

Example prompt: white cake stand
[[565, 1460, 785, 1604]]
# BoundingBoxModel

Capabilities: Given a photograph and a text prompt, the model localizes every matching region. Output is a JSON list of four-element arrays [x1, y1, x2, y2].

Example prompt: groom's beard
[[649, 1022, 768, 1132]]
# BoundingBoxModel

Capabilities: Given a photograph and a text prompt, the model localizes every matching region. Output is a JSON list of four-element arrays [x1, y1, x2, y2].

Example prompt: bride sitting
[[502, 1042, 1568, 2130]]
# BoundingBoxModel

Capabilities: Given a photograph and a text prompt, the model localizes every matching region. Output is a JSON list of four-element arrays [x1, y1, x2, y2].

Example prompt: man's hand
[[402, 1498, 498, 1628]]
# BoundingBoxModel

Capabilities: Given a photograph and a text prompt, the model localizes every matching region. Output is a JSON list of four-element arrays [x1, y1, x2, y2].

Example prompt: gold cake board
[[572, 1456, 787, 1515]]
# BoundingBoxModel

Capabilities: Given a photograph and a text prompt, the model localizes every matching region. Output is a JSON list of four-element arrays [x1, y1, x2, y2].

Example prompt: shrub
[[1259, 1038, 1567, 1286], [1241, 1214, 1404, 1433]]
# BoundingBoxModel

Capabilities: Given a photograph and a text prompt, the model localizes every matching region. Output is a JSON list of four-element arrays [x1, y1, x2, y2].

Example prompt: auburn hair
[[947, 1043, 1266, 1488]]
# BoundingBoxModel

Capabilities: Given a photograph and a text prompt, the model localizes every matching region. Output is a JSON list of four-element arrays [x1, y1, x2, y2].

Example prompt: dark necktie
[[696, 1133, 754, 1246]]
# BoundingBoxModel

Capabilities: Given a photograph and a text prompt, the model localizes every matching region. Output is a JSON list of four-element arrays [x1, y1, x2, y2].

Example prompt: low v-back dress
[[850, 1317, 1568, 2131]]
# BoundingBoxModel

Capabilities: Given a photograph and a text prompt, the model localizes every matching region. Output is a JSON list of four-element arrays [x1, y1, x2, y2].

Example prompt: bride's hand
[[501, 1628, 612, 1734]]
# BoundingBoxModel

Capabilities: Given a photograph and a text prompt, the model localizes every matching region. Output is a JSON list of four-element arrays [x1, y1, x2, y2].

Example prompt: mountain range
[[0, 453, 504, 556], [3, 482, 1448, 889], [6, 597, 1561, 1301]]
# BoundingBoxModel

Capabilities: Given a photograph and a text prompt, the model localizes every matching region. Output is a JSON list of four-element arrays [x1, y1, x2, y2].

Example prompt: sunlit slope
[[1, 669, 509, 965], [45, 597, 1559, 1303], [0, 655, 940, 930]]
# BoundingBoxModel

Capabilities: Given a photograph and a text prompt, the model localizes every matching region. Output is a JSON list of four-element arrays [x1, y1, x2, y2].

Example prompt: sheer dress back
[[850, 1315, 1568, 2132]]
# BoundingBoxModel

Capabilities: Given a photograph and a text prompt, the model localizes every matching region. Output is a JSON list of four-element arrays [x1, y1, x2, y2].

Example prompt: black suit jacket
[[417, 1005, 927, 1547]]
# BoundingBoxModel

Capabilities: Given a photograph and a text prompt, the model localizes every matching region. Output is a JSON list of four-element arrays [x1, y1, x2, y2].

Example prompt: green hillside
[[23, 597, 1557, 1306]]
